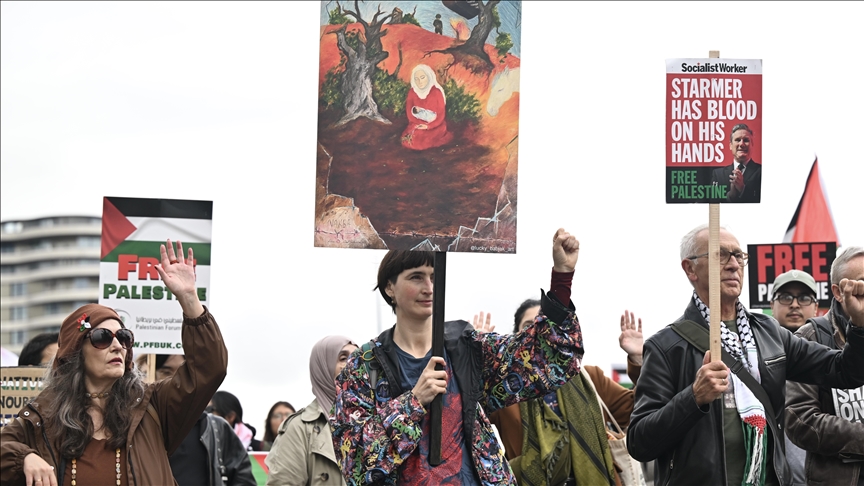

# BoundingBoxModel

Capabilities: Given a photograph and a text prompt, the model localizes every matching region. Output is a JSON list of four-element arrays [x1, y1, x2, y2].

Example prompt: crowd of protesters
[[1, 233, 862, 486]]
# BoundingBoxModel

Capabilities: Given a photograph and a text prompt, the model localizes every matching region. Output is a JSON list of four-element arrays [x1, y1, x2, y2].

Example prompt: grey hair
[[680, 224, 709, 261], [831, 246, 864, 285], [680, 224, 732, 263], [42, 350, 146, 459], [729, 123, 753, 142]]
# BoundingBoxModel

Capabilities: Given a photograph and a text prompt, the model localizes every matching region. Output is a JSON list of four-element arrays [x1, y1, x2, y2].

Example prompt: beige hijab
[[310, 335, 356, 412], [410, 64, 446, 102]]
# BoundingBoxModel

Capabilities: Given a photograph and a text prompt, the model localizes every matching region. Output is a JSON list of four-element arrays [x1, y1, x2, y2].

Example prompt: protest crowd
[[0, 231, 862, 486]]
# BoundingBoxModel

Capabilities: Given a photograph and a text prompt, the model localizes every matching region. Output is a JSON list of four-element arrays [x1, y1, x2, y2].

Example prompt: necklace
[[85, 391, 109, 399], [71, 447, 121, 485]]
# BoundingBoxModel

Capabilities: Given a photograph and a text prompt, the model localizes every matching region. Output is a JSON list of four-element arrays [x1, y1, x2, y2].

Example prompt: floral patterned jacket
[[329, 291, 584, 485]]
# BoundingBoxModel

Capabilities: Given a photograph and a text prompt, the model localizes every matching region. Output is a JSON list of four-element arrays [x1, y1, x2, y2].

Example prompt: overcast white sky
[[2, 2, 862, 433]]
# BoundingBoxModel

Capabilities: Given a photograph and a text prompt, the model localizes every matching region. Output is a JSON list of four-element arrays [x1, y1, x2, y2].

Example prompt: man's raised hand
[[472, 312, 495, 334], [840, 278, 864, 327], [619, 310, 644, 359]]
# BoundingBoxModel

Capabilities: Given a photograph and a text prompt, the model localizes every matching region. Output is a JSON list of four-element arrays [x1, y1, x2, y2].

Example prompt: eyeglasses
[[86, 328, 134, 349], [774, 293, 816, 306], [687, 249, 749, 266]]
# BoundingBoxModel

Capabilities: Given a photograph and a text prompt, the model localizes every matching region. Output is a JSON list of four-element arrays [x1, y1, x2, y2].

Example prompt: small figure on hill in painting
[[433, 14, 443, 35]]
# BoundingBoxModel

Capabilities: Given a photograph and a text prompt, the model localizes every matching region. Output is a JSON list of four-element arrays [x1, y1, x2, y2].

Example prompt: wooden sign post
[[708, 204, 722, 361], [146, 354, 156, 384], [708, 50, 722, 363], [708, 51, 722, 361]]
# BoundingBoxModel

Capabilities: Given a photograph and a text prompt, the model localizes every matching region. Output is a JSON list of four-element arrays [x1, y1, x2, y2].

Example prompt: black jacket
[[786, 304, 864, 486], [170, 413, 255, 486], [711, 159, 762, 203], [627, 297, 864, 486]]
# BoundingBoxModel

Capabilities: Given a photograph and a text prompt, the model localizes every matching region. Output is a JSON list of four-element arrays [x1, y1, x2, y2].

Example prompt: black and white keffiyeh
[[692, 291, 768, 486]]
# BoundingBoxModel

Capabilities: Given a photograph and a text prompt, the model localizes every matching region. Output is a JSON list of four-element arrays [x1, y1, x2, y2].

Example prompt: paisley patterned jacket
[[329, 291, 585, 485]]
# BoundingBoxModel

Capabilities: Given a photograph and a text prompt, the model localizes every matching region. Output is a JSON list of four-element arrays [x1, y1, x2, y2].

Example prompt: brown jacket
[[0, 307, 228, 486], [488, 365, 637, 460], [786, 319, 864, 486]]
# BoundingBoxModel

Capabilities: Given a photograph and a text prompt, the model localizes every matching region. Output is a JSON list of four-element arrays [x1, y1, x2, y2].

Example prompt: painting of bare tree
[[314, 0, 521, 252]]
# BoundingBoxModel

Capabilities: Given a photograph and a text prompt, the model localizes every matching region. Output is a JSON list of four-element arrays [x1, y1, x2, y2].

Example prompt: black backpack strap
[[359, 340, 380, 396], [806, 315, 834, 348], [670, 320, 782, 441]]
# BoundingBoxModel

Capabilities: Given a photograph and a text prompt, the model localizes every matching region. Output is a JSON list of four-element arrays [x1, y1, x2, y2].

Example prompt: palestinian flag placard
[[99, 197, 213, 355]]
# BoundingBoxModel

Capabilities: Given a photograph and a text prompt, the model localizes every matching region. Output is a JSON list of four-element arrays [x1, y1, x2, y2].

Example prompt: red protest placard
[[666, 59, 762, 204], [747, 242, 837, 309]]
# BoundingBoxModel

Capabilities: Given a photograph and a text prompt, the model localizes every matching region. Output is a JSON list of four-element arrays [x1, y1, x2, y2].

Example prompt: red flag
[[783, 158, 839, 245], [100, 197, 137, 259]]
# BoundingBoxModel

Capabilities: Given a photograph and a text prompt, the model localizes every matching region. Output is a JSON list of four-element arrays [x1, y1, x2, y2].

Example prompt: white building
[[1, 216, 101, 354]]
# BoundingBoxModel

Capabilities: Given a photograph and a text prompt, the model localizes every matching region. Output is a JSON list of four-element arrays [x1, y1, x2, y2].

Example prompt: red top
[[401, 86, 453, 151]]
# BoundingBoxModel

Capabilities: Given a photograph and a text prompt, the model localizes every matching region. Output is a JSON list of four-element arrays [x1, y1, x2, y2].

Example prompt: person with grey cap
[[786, 246, 864, 486], [770, 270, 820, 485], [770, 270, 820, 332]]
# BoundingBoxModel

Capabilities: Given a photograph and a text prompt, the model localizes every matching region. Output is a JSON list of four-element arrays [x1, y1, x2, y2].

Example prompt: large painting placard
[[314, 1, 522, 252], [666, 58, 762, 204], [99, 197, 213, 354], [747, 242, 836, 309]]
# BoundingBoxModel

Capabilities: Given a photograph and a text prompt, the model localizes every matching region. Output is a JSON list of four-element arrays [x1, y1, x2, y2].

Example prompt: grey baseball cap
[[772, 270, 818, 298]]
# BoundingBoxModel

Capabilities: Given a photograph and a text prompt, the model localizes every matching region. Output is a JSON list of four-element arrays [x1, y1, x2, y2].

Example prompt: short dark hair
[[375, 250, 435, 313], [729, 123, 753, 142], [210, 390, 244, 424], [154, 354, 172, 370], [513, 299, 541, 334], [18, 332, 59, 366]]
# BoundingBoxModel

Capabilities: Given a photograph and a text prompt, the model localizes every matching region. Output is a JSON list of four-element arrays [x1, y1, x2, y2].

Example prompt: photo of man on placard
[[711, 123, 762, 203]]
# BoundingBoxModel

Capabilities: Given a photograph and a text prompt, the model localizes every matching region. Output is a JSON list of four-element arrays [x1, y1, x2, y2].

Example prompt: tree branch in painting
[[331, 1, 396, 126], [428, 0, 500, 74]]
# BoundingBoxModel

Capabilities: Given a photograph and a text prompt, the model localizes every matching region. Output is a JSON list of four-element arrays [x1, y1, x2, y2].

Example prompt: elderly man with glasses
[[627, 225, 864, 486]]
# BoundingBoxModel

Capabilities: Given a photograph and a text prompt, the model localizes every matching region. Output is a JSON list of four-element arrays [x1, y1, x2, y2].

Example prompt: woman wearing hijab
[[266, 335, 357, 486], [401, 64, 453, 150], [0, 240, 227, 486]]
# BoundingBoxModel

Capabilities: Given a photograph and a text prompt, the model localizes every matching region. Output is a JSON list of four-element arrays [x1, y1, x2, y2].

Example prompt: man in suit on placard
[[712, 123, 762, 203]]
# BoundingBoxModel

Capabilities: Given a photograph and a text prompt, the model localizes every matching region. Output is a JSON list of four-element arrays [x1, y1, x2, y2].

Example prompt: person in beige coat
[[266, 335, 357, 486]]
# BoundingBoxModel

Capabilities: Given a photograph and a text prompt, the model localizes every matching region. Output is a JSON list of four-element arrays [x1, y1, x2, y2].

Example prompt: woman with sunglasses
[[0, 240, 228, 486]]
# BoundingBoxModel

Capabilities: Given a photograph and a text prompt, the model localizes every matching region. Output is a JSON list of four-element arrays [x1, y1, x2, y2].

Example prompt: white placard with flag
[[98, 197, 213, 355]]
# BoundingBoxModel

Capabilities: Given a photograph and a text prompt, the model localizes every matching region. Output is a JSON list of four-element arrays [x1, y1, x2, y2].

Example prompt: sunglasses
[[86, 328, 134, 349]]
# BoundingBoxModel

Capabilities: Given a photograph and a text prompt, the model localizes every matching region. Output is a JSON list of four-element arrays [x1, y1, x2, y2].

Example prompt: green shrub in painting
[[443, 79, 480, 124], [372, 70, 409, 117], [328, 8, 350, 25]]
